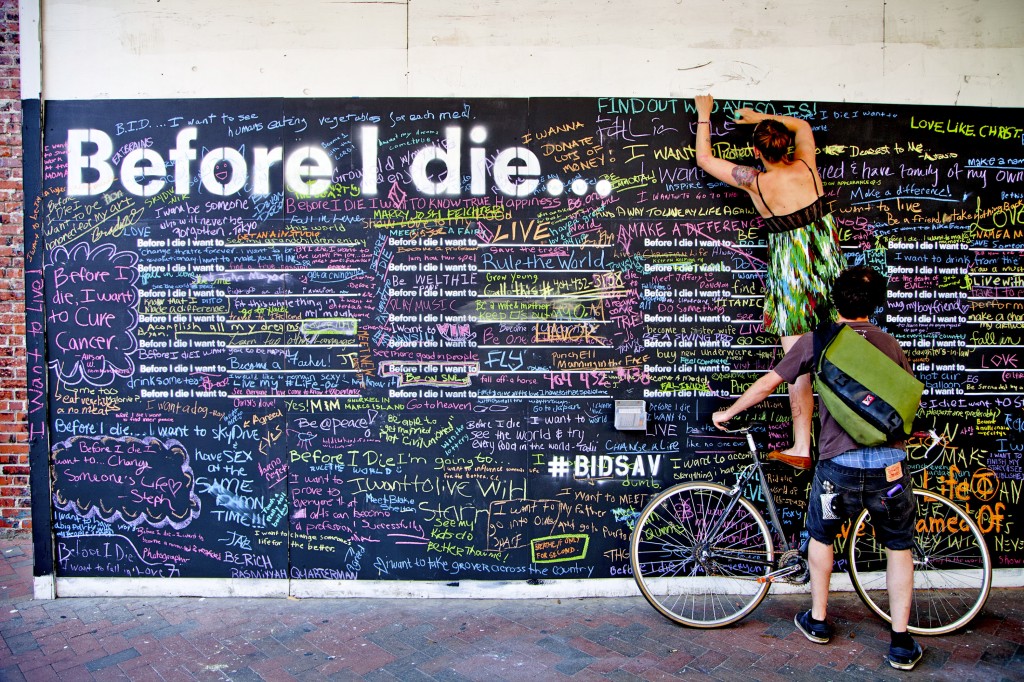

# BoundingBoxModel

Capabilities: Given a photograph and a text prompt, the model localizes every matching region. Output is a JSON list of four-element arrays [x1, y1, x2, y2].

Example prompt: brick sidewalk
[[2, 533, 1022, 681]]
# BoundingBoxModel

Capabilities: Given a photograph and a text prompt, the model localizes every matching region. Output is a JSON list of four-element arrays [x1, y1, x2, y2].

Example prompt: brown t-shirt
[[773, 321, 914, 460]]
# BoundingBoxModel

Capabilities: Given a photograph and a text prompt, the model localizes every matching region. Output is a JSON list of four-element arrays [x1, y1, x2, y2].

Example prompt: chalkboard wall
[[28, 98, 1024, 583]]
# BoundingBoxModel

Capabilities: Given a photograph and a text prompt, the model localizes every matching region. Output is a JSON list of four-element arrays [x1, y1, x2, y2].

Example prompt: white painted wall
[[39, 0, 1024, 105]]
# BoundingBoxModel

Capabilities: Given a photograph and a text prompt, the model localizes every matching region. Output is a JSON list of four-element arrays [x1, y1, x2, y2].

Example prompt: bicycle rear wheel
[[847, 489, 992, 635], [630, 482, 774, 628]]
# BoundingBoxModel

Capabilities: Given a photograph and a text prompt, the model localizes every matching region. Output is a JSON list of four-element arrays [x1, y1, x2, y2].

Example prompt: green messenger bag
[[812, 324, 925, 446]]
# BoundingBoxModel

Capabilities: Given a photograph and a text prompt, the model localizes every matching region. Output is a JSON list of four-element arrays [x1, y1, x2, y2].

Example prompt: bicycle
[[630, 423, 992, 634]]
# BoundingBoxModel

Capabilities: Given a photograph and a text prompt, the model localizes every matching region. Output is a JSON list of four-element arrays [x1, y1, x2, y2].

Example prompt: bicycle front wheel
[[848, 489, 992, 635], [630, 482, 775, 628]]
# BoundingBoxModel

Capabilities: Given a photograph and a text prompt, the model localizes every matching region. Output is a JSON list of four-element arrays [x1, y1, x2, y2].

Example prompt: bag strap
[[811, 321, 844, 375], [808, 321, 843, 467]]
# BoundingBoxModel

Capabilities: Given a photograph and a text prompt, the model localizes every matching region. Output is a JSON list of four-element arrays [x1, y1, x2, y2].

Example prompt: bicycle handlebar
[[910, 429, 946, 469], [713, 425, 945, 465], [712, 420, 763, 435]]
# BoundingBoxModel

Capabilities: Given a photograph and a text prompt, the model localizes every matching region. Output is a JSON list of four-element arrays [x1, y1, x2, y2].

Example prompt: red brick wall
[[0, 0, 28, 531]]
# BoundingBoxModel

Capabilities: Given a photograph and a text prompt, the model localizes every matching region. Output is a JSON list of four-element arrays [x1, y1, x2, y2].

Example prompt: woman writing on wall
[[694, 95, 845, 469]]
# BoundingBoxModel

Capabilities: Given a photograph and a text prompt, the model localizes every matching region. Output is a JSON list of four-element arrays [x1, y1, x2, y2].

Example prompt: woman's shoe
[[765, 450, 813, 470]]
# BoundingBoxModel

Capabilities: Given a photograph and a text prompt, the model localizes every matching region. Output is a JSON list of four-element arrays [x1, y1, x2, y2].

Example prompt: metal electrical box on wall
[[614, 400, 647, 431]]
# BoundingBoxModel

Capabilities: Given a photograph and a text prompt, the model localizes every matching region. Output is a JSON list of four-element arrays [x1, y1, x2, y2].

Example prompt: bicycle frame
[[706, 428, 803, 582], [721, 428, 944, 574]]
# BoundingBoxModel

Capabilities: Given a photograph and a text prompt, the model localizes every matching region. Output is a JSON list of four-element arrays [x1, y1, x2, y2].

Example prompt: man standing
[[711, 266, 923, 671]]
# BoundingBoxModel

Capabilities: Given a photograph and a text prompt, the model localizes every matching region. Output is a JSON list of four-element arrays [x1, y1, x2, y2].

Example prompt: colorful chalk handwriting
[[28, 98, 1024, 580]]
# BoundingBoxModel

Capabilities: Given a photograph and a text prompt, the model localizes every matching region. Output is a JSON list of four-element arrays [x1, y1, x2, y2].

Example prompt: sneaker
[[794, 609, 832, 644], [888, 640, 924, 671]]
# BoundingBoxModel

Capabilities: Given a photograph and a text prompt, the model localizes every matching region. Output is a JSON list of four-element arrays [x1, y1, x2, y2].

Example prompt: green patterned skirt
[[763, 213, 846, 337]]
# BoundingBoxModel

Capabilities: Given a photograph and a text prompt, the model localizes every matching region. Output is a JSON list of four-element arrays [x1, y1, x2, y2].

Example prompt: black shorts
[[806, 457, 916, 551]]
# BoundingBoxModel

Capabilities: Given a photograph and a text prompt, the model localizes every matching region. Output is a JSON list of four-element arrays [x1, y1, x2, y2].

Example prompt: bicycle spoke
[[847, 489, 991, 635], [631, 483, 774, 628]]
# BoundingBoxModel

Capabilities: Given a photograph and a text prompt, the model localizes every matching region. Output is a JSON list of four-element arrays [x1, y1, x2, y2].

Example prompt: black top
[[755, 159, 827, 233]]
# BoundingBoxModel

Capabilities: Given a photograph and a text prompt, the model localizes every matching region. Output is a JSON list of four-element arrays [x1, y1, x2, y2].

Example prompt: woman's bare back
[[749, 159, 821, 219]]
